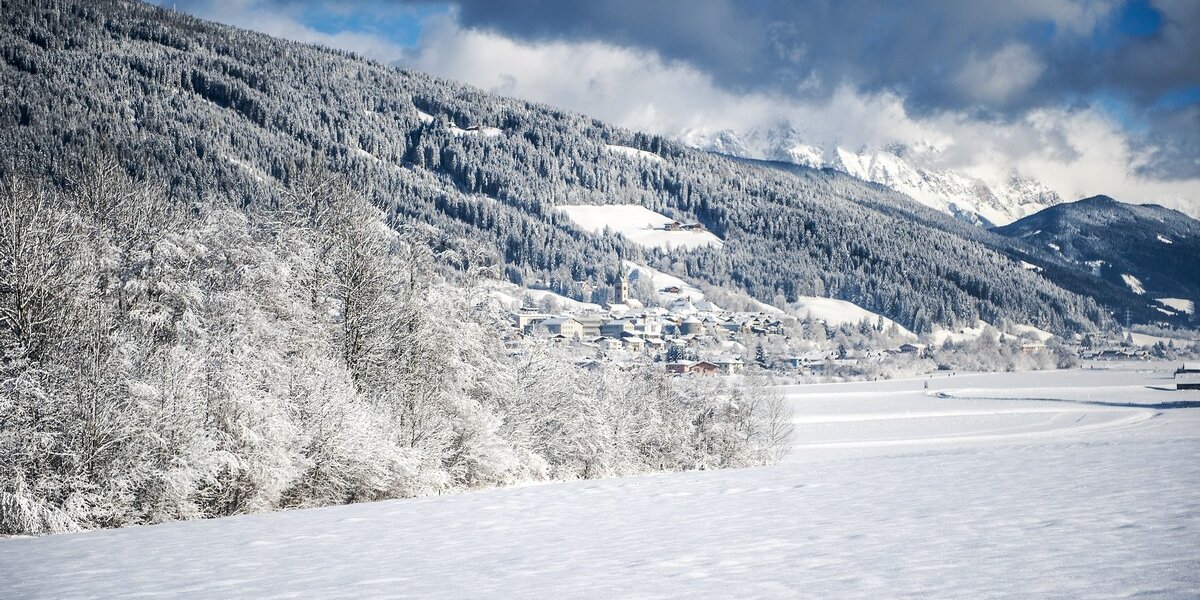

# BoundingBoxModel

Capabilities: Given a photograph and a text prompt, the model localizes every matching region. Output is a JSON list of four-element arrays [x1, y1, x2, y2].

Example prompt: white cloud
[[160, 2, 1199, 217], [399, 18, 1200, 216], [954, 44, 1046, 105]]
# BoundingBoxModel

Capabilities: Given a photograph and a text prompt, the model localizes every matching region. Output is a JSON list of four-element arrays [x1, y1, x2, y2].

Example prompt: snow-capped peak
[[682, 128, 1062, 227]]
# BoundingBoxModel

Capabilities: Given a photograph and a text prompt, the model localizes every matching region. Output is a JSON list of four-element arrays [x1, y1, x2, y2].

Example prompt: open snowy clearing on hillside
[[623, 260, 705, 304], [449, 124, 503, 137], [788, 296, 914, 337], [1128, 330, 1198, 347], [5, 365, 1197, 598], [411, 109, 502, 138], [927, 321, 991, 345], [926, 320, 1055, 346], [484, 281, 602, 312], [1157, 234, 1174, 244], [556, 204, 724, 250], [1008, 322, 1055, 341], [605, 144, 664, 163], [1157, 297, 1195, 315], [1121, 273, 1146, 295]]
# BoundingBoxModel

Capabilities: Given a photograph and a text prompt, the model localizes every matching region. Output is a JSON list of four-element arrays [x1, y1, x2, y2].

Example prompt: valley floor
[[3, 364, 1199, 598]]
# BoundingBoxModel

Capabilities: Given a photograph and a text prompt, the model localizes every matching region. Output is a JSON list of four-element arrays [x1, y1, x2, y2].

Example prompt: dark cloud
[[170, 0, 1200, 178], [420, 0, 1197, 177]]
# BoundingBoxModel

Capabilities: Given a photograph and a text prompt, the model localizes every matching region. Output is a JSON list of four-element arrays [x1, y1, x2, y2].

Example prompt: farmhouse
[[713, 358, 745, 375], [664, 360, 720, 376], [1176, 364, 1200, 390]]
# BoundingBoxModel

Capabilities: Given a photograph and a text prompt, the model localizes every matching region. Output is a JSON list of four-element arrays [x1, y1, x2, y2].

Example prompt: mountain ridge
[[683, 127, 1062, 227], [994, 194, 1200, 316]]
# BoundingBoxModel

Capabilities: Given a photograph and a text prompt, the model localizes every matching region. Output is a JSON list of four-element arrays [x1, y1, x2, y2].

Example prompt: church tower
[[614, 265, 630, 304]]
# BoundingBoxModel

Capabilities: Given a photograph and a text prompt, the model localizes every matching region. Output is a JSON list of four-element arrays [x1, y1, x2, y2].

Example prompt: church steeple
[[614, 267, 629, 304]]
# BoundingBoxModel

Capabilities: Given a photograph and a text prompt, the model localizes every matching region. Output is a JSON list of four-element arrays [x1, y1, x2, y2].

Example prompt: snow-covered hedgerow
[[0, 158, 791, 536]]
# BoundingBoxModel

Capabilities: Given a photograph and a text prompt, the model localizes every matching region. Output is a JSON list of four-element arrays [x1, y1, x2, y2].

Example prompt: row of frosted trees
[[0, 158, 792, 535]]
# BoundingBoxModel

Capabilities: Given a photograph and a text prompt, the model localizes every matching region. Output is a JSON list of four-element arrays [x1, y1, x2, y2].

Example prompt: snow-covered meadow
[[3, 364, 1198, 598], [555, 204, 724, 250]]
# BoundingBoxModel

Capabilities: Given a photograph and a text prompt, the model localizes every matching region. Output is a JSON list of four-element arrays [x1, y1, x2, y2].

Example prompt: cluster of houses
[[661, 220, 707, 232], [1083, 347, 1152, 361], [506, 273, 791, 376], [504, 273, 1199, 379]]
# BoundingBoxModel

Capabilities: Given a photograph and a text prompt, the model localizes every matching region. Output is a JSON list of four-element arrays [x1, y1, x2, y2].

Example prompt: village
[[501, 266, 1199, 380], [502, 268, 937, 377]]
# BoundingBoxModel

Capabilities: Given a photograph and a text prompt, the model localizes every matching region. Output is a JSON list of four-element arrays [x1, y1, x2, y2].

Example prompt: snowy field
[[556, 204, 724, 250], [3, 364, 1199, 598]]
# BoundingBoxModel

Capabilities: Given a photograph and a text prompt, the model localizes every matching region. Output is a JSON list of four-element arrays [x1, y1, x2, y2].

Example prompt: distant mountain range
[[683, 127, 1062, 227], [995, 196, 1200, 319]]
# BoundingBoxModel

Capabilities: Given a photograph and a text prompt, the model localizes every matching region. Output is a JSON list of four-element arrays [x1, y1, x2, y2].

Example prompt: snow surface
[[1157, 234, 1174, 244], [4, 366, 1198, 598], [485, 281, 602, 312], [225, 156, 269, 183], [415, 109, 435, 124], [605, 144, 665, 163], [622, 260, 705, 304], [829, 148, 1050, 227], [926, 320, 992, 345], [1157, 297, 1195, 315], [1121, 273, 1146, 295], [449, 124, 503, 138], [1127, 330, 1198, 347], [789, 296, 914, 337], [927, 320, 1055, 346], [1008, 322, 1055, 341], [1018, 260, 1043, 272], [684, 131, 1063, 227], [556, 204, 724, 250]]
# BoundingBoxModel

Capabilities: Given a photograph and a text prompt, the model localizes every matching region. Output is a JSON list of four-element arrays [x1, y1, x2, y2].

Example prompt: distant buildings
[[537, 317, 583, 339], [1176, 364, 1200, 390], [662, 221, 706, 232], [666, 361, 720, 375], [504, 278, 795, 376]]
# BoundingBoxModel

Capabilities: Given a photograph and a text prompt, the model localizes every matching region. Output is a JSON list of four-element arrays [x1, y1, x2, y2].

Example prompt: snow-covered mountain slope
[[6, 368, 1197, 599], [789, 296, 915, 337], [0, 0, 1128, 334], [683, 129, 1061, 227], [994, 195, 1200, 312]]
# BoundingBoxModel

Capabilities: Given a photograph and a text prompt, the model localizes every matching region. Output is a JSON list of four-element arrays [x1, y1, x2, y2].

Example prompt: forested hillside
[[995, 196, 1200, 315], [0, 157, 791, 535], [0, 0, 1121, 334]]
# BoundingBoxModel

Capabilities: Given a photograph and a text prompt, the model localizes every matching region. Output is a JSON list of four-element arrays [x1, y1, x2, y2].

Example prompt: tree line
[[0, 158, 791, 535]]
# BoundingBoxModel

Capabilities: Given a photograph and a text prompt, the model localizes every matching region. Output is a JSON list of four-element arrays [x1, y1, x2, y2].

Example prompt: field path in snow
[[2, 365, 1198, 598]]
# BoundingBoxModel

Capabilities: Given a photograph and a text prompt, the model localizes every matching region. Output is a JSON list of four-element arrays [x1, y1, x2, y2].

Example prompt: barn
[[1175, 364, 1200, 390]]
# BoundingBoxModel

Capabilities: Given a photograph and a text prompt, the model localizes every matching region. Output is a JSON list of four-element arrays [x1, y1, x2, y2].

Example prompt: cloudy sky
[[163, 0, 1199, 212]]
